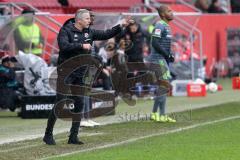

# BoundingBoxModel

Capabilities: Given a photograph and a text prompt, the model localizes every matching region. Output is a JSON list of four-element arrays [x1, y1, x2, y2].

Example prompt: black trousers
[[45, 71, 85, 137]]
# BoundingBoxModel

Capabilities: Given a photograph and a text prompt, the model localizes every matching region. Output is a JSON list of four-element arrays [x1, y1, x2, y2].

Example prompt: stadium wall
[[196, 14, 240, 76]]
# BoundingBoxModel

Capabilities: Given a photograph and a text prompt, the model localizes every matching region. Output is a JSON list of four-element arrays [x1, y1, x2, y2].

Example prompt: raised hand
[[120, 16, 135, 27]]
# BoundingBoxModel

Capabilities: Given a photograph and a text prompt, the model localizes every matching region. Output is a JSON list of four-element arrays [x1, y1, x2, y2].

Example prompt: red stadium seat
[[5, 0, 142, 13], [5, 0, 198, 13]]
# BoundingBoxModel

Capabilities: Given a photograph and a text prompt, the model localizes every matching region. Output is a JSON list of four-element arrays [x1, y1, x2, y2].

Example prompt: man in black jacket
[[43, 9, 132, 145], [117, 22, 149, 63], [0, 56, 19, 112]]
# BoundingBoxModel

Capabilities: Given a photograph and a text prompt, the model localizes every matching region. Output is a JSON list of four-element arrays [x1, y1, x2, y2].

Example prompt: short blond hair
[[75, 9, 89, 21]]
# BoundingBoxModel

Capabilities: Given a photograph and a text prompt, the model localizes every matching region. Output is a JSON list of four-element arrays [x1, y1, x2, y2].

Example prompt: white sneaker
[[80, 120, 95, 127], [88, 120, 101, 126]]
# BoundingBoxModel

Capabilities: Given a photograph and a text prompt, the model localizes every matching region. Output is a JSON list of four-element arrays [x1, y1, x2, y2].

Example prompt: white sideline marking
[[1, 99, 239, 145], [0, 132, 104, 153], [40, 115, 240, 160], [0, 128, 69, 145]]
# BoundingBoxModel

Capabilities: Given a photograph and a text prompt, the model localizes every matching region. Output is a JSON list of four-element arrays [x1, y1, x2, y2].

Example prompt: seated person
[[0, 55, 21, 111], [195, 0, 210, 12], [96, 41, 116, 90], [208, 0, 226, 13]]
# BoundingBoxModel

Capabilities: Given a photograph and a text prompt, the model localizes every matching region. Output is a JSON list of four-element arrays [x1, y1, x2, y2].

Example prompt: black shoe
[[68, 136, 84, 145], [9, 106, 16, 112], [43, 133, 56, 145]]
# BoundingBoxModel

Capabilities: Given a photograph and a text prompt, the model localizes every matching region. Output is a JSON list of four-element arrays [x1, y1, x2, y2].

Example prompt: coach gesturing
[[43, 9, 132, 145]]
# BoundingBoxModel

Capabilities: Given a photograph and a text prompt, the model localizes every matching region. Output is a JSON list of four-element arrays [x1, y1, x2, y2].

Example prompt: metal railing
[[128, 0, 204, 80], [123, 11, 203, 80], [143, 0, 201, 12], [179, 0, 232, 13], [0, 2, 61, 58], [177, 0, 201, 12], [143, 0, 232, 13]]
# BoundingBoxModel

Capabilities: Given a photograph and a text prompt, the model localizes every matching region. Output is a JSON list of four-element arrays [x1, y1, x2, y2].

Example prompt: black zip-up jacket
[[116, 23, 149, 62], [57, 18, 122, 65]]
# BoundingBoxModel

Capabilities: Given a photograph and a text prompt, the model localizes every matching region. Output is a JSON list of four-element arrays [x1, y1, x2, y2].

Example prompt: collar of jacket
[[69, 22, 89, 33], [159, 20, 169, 26], [63, 18, 89, 33]]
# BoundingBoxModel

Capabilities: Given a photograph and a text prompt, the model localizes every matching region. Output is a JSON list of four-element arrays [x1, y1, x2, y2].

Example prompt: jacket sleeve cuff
[[74, 43, 83, 49], [113, 24, 122, 30]]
